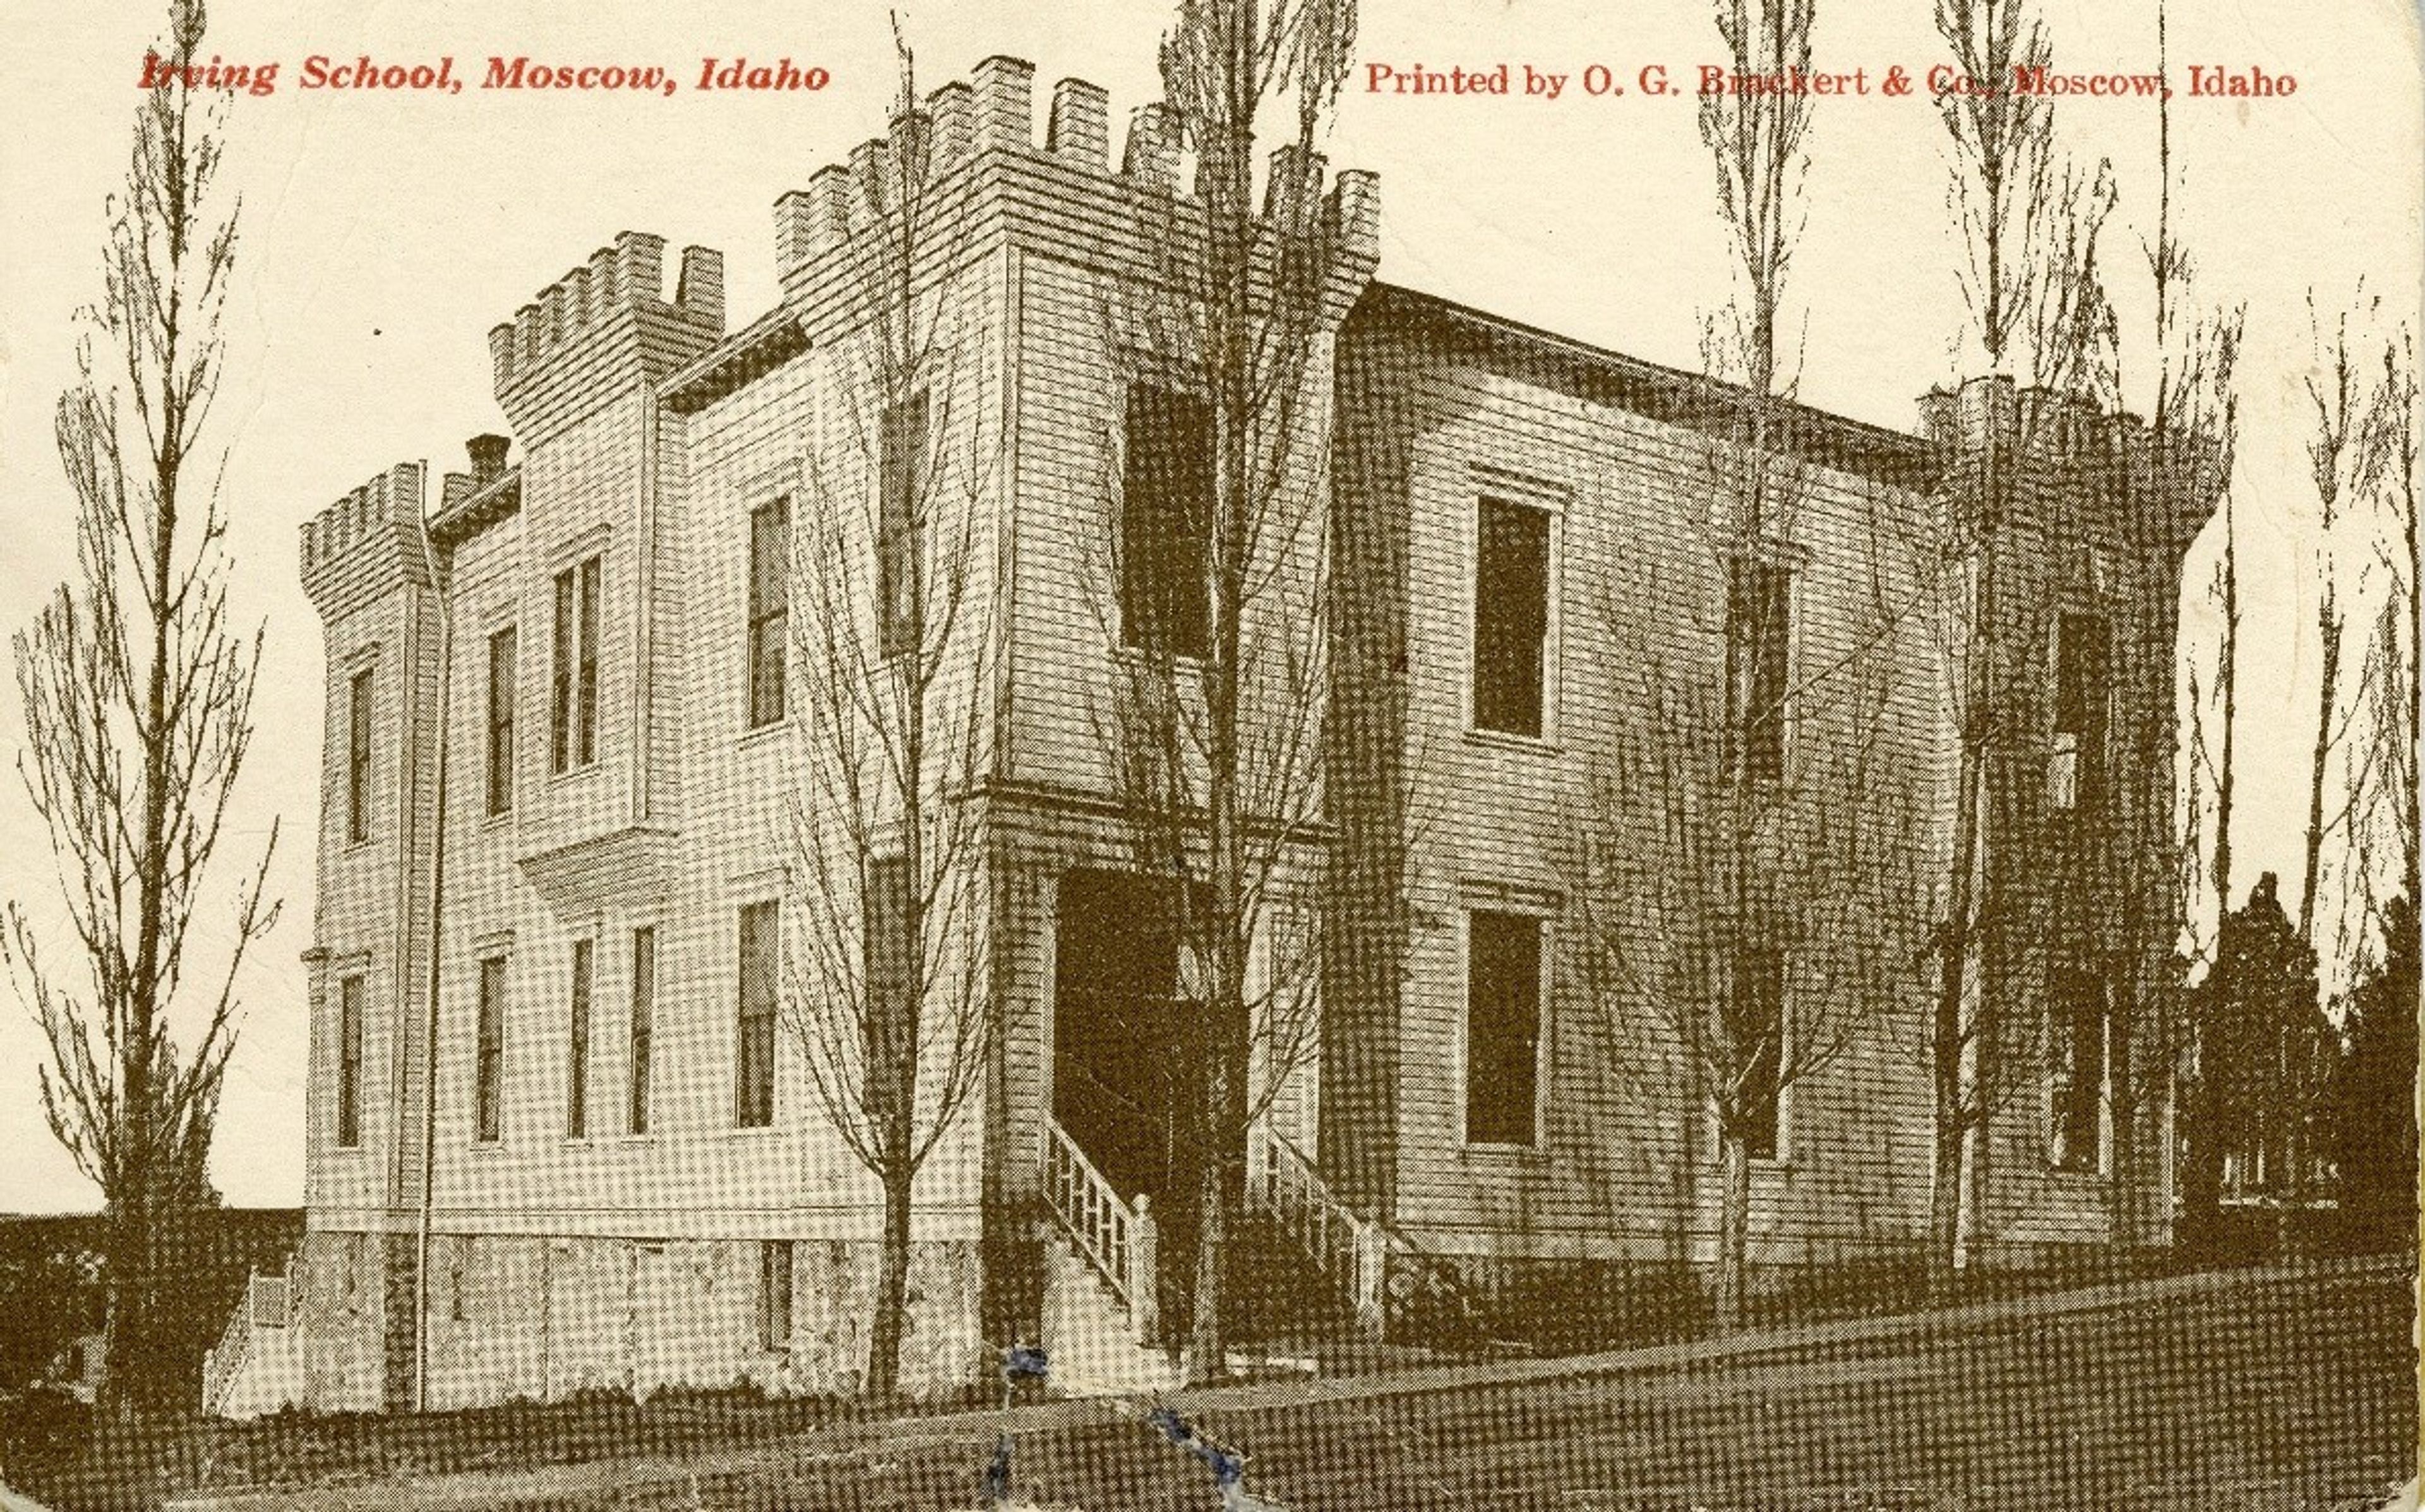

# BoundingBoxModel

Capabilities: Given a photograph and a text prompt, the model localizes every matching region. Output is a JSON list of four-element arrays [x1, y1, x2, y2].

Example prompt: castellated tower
[[296, 461, 443, 1411], [1916, 375, 2224, 1258]]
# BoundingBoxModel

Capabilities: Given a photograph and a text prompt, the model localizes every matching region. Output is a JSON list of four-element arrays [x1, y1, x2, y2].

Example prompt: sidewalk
[[163, 1255, 2416, 1511]]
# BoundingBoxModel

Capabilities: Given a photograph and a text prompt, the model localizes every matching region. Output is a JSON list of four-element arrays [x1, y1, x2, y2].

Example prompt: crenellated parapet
[[487, 230, 726, 443], [770, 55, 1380, 325], [1917, 374, 2225, 557], [300, 461, 434, 623]]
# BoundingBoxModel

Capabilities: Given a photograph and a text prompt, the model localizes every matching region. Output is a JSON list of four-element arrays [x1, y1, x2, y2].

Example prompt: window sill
[[1112, 642, 1209, 673], [1464, 726, 1560, 757], [546, 760, 603, 789], [1459, 1138, 1548, 1162], [2045, 1160, 2110, 1183], [469, 1140, 506, 1153], [480, 809, 515, 832], [738, 718, 794, 750]]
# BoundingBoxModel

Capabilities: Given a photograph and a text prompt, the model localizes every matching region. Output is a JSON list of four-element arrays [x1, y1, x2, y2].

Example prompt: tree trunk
[[1715, 1129, 1752, 1334], [868, 1166, 915, 1399]]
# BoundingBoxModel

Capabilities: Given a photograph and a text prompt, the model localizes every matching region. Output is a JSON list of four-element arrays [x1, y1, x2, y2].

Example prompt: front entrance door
[[1052, 869, 1213, 1342]]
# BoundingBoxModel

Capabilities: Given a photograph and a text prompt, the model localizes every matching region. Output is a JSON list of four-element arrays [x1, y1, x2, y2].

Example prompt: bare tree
[[2294, 288, 2382, 954], [1570, 530, 1922, 1333], [0, 0, 279, 1412], [1921, 27, 2122, 1282], [1085, 0, 1360, 1383], [778, 30, 998, 1400]]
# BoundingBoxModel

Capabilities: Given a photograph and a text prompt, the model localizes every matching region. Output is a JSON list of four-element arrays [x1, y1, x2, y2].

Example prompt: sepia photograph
[[0, 0, 2417, 1506]]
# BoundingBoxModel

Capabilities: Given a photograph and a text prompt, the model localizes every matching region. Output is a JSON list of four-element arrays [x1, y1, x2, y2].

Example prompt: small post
[[1353, 1222, 1388, 1343], [1127, 1194, 1159, 1347]]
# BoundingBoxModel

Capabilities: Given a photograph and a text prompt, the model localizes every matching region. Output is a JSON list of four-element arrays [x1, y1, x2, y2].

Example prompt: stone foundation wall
[[306, 1230, 982, 1414]]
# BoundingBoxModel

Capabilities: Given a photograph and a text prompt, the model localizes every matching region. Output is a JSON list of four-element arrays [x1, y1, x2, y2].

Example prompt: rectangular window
[[861, 857, 914, 1122], [879, 393, 928, 660], [1729, 945, 1785, 1160], [2049, 611, 2109, 813], [1473, 498, 1550, 737], [551, 555, 602, 772], [566, 939, 593, 1139], [476, 957, 506, 1144], [747, 499, 789, 727], [335, 975, 364, 1149], [736, 902, 779, 1128], [1727, 559, 1793, 783], [2049, 962, 2106, 1170], [485, 625, 517, 818], [629, 926, 656, 1136], [1120, 384, 1213, 660], [757, 1239, 793, 1350], [1464, 911, 1543, 1146], [345, 666, 373, 843]]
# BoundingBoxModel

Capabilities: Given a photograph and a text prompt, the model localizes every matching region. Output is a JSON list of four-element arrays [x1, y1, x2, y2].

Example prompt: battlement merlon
[[770, 56, 1382, 313], [486, 230, 726, 441], [1917, 374, 2228, 556], [299, 460, 433, 622]]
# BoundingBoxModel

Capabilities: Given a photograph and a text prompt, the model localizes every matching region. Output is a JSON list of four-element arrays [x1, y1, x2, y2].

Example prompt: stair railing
[[1249, 1126, 1392, 1335], [203, 1249, 298, 1417], [1045, 1117, 1153, 1324]]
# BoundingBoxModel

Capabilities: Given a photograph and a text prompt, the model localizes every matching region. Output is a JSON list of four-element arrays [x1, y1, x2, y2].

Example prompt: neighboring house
[[210, 56, 2215, 1417]]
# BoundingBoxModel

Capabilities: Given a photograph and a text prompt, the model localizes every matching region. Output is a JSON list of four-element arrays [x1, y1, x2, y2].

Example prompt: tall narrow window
[[1120, 384, 1213, 659], [551, 554, 602, 772], [476, 957, 506, 1144], [880, 393, 928, 660], [485, 625, 517, 817], [757, 1239, 793, 1350], [1727, 559, 1793, 783], [736, 902, 779, 1128], [577, 555, 601, 766], [1473, 498, 1550, 737], [628, 926, 656, 1136], [2049, 961, 2106, 1170], [566, 939, 593, 1139], [335, 975, 364, 1149], [1729, 944, 1785, 1160], [346, 666, 373, 843], [746, 499, 789, 727], [1464, 911, 1543, 1146], [2049, 611, 2109, 813], [862, 857, 914, 1121]]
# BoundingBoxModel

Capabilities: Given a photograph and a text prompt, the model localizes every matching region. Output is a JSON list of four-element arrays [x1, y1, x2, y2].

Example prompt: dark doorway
[[1052, 868, 1216, 1343], [1053, 869, 1191, 1210]]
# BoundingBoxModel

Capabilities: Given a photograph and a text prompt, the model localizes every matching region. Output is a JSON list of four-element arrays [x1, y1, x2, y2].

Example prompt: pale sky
[[0, 0, 2416, 1212]]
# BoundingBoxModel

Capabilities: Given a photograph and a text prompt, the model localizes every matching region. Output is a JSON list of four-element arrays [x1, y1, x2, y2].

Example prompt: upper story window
[[736, 900, 779, 1128], [880, 393, 928, 660], [2048, 610, 2109, 814], [475, 956, 506, 1145], [747, 500, 790, 729], [1726, 558, 1793, 784], [1121, 383, 1213, 660], [551, 554, 602, 773], [484, 624, 517, 818], [345, 665, 373, 843], [335, 974, 364, 1149], [1473, 497, 1551, 737], [1464, 909, 1543, 1146]]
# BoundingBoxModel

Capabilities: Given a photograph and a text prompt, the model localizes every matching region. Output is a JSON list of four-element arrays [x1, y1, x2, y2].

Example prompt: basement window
[[758, 1239, 793, 1351]]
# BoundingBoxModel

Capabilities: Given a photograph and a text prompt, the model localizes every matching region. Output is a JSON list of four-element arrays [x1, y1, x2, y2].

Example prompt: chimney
[[467, 434, 510, 485]]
